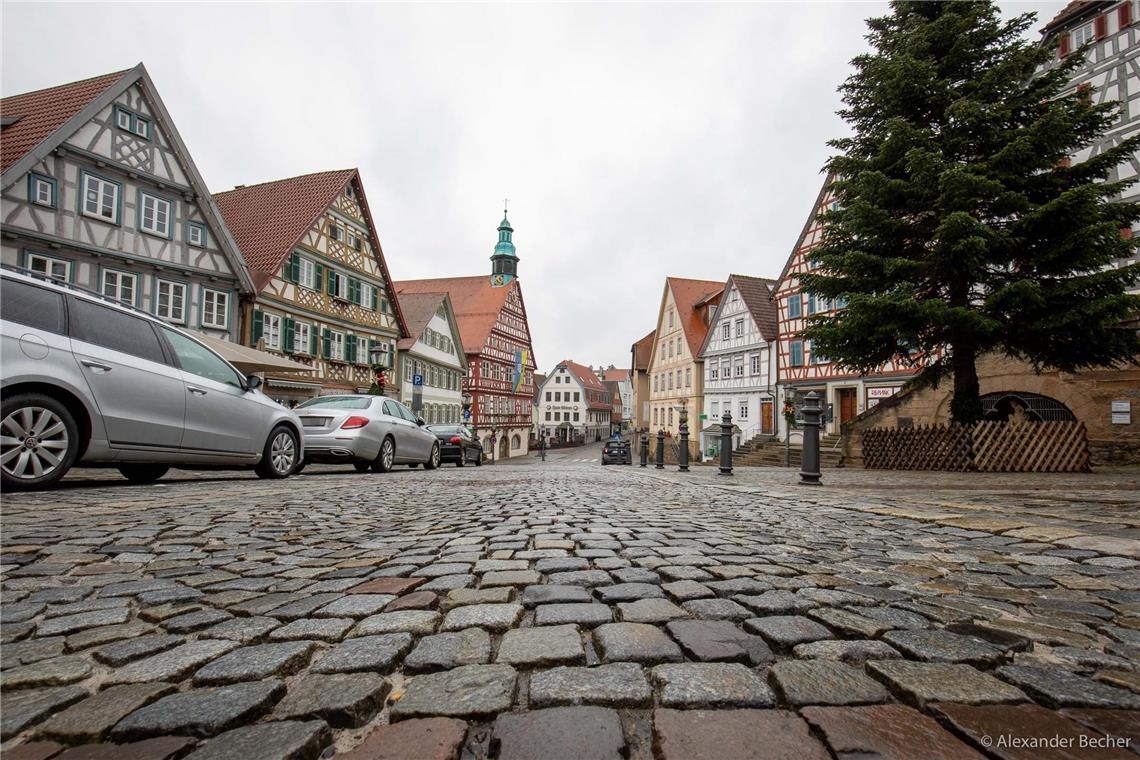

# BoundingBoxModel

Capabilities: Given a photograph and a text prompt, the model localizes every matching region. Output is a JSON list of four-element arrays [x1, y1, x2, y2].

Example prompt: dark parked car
[[601, 437, 632, 465], [428, 424, 483, 467]]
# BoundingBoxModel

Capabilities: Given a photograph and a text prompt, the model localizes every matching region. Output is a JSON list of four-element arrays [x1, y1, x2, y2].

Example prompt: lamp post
[[677, 404, 690, 472], [799, 391, 822, 485], [368, 346, 388, 396]]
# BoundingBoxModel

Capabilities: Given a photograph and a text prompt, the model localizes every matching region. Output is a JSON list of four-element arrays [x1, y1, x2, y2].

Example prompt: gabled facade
[[0, 64, 253, 340], [538, 360, 613, 443], [1040, 0, 1140, 286], [393, 291, 467, 425], [597, 368, 633, 432], [630, 330, 655, 431], [214, 169, 406, 404], [646, 277, 723, 436], [773, 176, 918, 436], [698, 274, 780, 453], [396, 210, 537, 460]]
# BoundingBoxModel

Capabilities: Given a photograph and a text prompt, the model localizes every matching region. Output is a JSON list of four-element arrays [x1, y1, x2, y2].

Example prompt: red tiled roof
[[599, 368, 631, 383], [730, 274, 779, 341], [632, 330, 656, 371], [1043, 0, 1109, 33], [1, 69, 128, 174], [213, 170, 356, 289], [559, 359, 608, 393], [395, 276, 513, 355], [394, 291, 446, 351], [667, 277, 724, 358]]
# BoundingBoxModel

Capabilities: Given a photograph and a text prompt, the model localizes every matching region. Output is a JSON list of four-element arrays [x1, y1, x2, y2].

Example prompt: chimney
[[234, 184, 245, 190]]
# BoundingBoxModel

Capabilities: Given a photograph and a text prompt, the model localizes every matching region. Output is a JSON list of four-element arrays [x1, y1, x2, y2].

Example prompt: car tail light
[[340, 416, 370, 429], [449, 436, 463, 444]]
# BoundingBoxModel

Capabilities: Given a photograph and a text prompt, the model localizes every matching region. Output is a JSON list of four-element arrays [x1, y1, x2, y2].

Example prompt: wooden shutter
[[1059, 31, 1071, 56], [289, 253, 301, 283], [283, 317, 295, 353], [327, 270, 337, 296], [1095, 14, 1109, 38], [310, 327, 318, 356], [350, 278, 360, 304], [251, 309, 263, 346], [313, 263, 323, 292], [346, 333, 356, 363], [1120, 2, 1134, 27], [372, 286, 379, 311], [322, 328, 331, 359]]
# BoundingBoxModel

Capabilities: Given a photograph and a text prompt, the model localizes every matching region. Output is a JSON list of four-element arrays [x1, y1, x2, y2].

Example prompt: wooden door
[[761, 401, 774, 434], [838, 388, 857, 423]]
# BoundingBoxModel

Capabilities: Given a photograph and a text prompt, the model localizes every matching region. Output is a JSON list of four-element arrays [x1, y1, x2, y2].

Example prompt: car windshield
[[298, 396, 374, 410], [429, 425, 462, 434]]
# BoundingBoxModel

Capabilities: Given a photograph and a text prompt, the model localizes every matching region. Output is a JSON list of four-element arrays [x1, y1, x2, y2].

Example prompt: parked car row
[[0, 268, 480, 490]]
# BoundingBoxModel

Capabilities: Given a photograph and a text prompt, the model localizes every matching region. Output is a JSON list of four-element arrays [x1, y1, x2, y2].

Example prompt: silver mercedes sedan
[[295, 395, 441, 472]]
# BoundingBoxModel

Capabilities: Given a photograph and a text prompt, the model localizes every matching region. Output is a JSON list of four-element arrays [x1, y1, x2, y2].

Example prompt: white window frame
[[750, 354, 761, 375], [739, 402, 749, 420], [735, 318, 745, 338], [709, 364, 718, 381], [332, 270, 348, 300], [82, 174, 120, 223], [360, 283, 374, 310], [294, 322, 311, 354], [356, 336, 369, 364], [132, 116, 150, 139], [155, 279, 187, 323], [298, 257, 315, 289], [1073, 22, 1095, 46], [102, 270, 136, 306], [26, 252, 70, 282], [187, 222, 206, 247], [263, 313, 282, 349], [116, 108, 132, 130], [32, 176, 54, 207], [140, 193, 172, 237], [202, 289, 229, 329], [721, 322, 731, 340], [330, 331, 345, 361]]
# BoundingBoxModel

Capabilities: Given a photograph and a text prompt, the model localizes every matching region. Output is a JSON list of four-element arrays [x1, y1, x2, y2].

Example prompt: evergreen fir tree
[[800, 1, 1140, 424]]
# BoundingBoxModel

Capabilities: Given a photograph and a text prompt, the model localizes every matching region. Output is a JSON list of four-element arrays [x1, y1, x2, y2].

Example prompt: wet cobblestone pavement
[[2, 458, 1139, 759]]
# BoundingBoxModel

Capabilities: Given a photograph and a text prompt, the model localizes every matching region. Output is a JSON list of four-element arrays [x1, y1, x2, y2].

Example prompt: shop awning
[[194, 334, 317, 375], [700, 422, 742, 435]]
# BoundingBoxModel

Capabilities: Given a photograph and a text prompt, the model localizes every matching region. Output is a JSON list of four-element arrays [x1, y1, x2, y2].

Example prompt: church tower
[[489, 206, 518, 287]]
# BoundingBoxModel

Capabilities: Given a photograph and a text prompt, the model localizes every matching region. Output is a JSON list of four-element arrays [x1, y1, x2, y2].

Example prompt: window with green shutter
[[283, 316, 295, 352], [288, 252, 301, 283], [322, 328, 331, 359], [313, 263, 323, 292], [251, 309, 264, 346], [346, 333, 356, 363]]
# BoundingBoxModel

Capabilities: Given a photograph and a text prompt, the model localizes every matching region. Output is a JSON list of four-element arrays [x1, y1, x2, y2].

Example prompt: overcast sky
[[3, 1, 1063, 372]]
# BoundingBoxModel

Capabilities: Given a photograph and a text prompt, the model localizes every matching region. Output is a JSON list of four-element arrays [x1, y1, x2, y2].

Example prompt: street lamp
[[368, 346, 388, 396]]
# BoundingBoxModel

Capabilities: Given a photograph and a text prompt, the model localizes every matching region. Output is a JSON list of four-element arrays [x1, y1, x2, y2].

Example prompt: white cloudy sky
[[2, 1, 1062, 372]]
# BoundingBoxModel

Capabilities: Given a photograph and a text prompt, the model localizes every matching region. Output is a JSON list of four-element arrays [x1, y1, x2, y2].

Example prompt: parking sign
[[413, 374, 423, 386]]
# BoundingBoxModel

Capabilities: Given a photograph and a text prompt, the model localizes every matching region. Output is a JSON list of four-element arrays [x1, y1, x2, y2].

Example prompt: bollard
[[719, 411, 734, 476], [655, 429, 665, 469], [639, 429, 649, 467], [677, 409, 690, 472], [799, 391, 822, 485]]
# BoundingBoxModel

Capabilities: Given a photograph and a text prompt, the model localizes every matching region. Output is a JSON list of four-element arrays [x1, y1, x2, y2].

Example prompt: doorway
[[838, 388, 857, 425], [761, 400, 774, 434], [498, 436, 510, 460]]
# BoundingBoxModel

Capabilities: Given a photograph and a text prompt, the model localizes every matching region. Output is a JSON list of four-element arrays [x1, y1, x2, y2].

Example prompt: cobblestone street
[[2, 458, 1140, 759]]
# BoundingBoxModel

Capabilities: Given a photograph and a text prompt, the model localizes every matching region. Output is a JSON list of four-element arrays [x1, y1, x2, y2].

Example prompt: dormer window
[[115, 107, 132, 130]]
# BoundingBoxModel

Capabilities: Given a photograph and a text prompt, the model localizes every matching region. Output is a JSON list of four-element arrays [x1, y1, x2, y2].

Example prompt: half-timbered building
[[538, 360, 612, 443], [213, 169, 407, 404], [0, 64, 253, 339], [646, 277, 723, 436], [1039, 0, 1140, 287], [773, 177, 919, 437], [698, 274, 779, 453], [396, 210, 537, 460], [391, 290, 467, 425]]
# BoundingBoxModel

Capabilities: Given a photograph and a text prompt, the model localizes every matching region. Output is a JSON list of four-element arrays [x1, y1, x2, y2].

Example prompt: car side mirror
[[245, 375, 263, 391], [415, 416, 425, 426]]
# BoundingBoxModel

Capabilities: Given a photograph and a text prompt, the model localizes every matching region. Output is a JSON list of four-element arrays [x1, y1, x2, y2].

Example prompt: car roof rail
[[1, 263, 164, 321]]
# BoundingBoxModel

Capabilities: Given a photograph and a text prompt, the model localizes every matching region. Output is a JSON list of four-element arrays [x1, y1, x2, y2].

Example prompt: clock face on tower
[[490, 273, 513, 287]]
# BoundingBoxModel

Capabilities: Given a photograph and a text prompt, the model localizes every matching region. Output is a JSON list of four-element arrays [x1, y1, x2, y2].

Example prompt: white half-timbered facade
[[698, 275, 780, 454], [394, 291, 467, 425], [538, 361, 612, 443], [1040, 0, 1140, 286], [0, 65, 252, 340], [214, 170, 406, 404], [774, 178, 919, 437]]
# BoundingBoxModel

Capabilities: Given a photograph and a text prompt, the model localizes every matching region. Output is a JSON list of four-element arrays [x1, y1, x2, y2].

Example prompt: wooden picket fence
[[862, 421, 1089, 472]]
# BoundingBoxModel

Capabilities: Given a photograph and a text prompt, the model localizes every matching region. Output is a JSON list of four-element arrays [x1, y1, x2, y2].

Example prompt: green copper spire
[[490, 202, 518, 286]]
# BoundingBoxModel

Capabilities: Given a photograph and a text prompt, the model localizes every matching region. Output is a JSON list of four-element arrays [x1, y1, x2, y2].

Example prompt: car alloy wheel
[[270, 430, 296, 475], [1, 406, 69, 482], [373, 438, 395, 473], [430, 444, 440, 468]]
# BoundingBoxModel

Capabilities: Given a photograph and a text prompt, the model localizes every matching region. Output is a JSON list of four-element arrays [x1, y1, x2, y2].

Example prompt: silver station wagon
[[0, 268, 304, 490], [296, 394, 441, 472]]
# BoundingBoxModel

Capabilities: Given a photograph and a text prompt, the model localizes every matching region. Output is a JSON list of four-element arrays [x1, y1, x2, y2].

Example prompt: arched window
[[981, 392, 1076, 423], [511, 434, 521, 450]]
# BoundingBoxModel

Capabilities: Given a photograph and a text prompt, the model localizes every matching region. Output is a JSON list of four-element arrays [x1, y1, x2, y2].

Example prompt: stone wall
[[843, 354, 1140, 468]]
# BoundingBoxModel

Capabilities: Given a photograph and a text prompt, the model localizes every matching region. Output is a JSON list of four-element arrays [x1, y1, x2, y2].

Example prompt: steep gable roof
[[214, 168, 407, 336], [558, 360, 607, 393], [632, 330, 656, 371], [394, 291, 467, 370], [396, 276, 532, 362], [1, 69, 128, 174], [1, 63, 254, 293], [600, 368, 631, 383], [732, 274, 779, 341], [666, 276, 724, 357]]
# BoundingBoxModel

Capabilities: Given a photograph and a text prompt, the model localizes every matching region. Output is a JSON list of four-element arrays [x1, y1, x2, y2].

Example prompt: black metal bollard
[[678, 413, 690, 472], [639, 429, 649, 467], [799, 391, 822, 485], [655, 429, 665, 469], [719, 411, 734, 476]]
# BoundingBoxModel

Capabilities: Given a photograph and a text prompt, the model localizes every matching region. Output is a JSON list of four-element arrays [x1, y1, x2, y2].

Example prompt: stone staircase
[[731, 433, 845, 468]]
